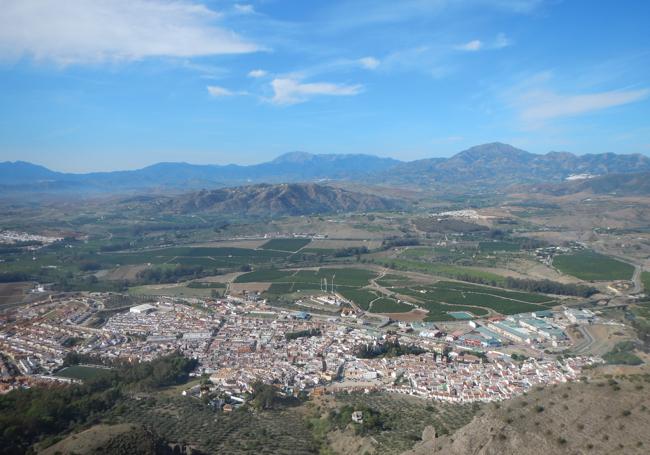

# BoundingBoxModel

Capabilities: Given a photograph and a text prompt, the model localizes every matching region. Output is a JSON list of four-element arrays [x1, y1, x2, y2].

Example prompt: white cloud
[[359, 56, 380, 69], [520, 88, 650, 122], [233, 4, 255, 14], [270, 78, 362, 105], [207, 85, 234, 97], [248, 69, 268, 78], [456, 40, 483, 52], [0, 0, 258, 64]]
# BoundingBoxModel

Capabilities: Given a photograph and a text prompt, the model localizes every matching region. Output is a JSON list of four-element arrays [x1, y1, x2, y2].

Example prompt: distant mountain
[[531, 171, 650, 196], [148, 182, 405, 216], [0, 152, 401, 193], [384, 142, 650, 188], [2, 143, 649, 194]]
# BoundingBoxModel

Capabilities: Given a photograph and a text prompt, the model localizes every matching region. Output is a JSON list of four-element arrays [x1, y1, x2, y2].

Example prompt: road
[[572, 324, 596, 355]]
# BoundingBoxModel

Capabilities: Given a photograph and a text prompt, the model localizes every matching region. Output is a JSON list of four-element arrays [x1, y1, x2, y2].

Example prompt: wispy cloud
[[0, 0, 259, 64], [248, 69, 268, 78], [456, 40, 483, 52], [207, 85, 234, 97], [270, 78, 362, 105], [233, 4, 255, 15], [520, 88, 650, 122], [207, 85, 248, 97], [359, 56, 380, 69]]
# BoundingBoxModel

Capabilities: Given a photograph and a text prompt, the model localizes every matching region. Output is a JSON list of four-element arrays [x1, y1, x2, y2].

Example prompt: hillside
[[405, 377, 650, 455], [40, 424, 204, 455], [3, 143, 650, 194], [153, 182, 405, 215], [531, 171, 650, 196]]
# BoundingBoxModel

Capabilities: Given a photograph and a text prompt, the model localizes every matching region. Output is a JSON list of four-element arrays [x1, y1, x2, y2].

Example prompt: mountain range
[[128, 183, 404, 216], [2, 143, 650, 193]]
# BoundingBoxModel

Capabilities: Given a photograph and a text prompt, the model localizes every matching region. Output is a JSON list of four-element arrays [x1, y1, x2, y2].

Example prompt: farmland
[[478, 240, 521, 252], [386, 281, 550, 320], [337, 288, 379, 310], [553, 251, 634, 281], [260, 238, 311, 252], [369, 298, 413, 313]]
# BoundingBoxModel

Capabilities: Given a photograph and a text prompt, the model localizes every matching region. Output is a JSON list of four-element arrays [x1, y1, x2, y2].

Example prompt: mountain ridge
[[139, 182, 405, 216], [3, 143, 650, 193]]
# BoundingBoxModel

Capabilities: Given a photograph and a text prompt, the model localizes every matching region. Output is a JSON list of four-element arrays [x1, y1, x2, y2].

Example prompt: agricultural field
[[386, 281, 550, 321], [337, 288, 379, 311], [129, 283, 223, 298], [478, 240, 521, 252], [369, 297, 413, 313], [377, 259, 507, 285], [55, 365, 113, 381], [260, 238, 311, 252], [553, 251, 634, 281], [236, 267, 378, 288]]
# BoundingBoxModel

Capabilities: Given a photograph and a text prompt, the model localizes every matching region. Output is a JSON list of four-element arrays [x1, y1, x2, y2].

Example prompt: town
[[0, 287, 600, 408]]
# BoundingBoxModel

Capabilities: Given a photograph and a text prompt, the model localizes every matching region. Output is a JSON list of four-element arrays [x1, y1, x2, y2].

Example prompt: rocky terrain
[[405, 377, 650, 455]]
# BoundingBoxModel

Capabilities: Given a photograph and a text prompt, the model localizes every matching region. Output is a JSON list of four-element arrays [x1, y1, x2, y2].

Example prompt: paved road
[[572, 325, 596, 355]]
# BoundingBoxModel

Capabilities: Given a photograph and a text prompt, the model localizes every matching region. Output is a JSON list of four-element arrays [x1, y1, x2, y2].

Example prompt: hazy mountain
[[149, 182, 405, 216], [2, 143, 649, 194], [385, 142, 650, 188], [0, 152, 401, 193], [531, 171, 650, 196]]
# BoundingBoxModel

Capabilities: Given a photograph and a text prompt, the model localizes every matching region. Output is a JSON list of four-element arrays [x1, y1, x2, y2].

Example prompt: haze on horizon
[[0, 0, 649, 173]]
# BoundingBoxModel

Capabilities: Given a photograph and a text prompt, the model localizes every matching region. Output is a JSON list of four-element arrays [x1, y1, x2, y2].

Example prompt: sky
[[0, 0, 649, 172]]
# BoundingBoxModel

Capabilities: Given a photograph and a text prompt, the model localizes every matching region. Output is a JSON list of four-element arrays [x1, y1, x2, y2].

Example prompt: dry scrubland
[[428, 376, 650, 455]]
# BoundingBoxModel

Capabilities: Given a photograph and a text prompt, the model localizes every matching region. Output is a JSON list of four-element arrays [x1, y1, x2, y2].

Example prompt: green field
[[553, 251, 634, 281], [338, 288, 378, 310], [260, 238, 311, 252], [478, 241, 521, 252], [379, 259, 507, 285], [129, 283, 222, 298], [236, 267, 377, 288], [370, 298, 413, 313], [55, 365, 112, 381], [391, 281, 548, 319]]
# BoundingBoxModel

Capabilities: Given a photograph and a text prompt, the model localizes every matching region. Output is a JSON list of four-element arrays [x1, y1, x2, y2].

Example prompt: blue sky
[[0, 0, 649, 172]]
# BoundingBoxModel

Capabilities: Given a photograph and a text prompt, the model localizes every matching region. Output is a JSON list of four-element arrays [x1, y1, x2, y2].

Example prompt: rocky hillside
[[155, 182, 405, 215], [405, 377, 650, 455]]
